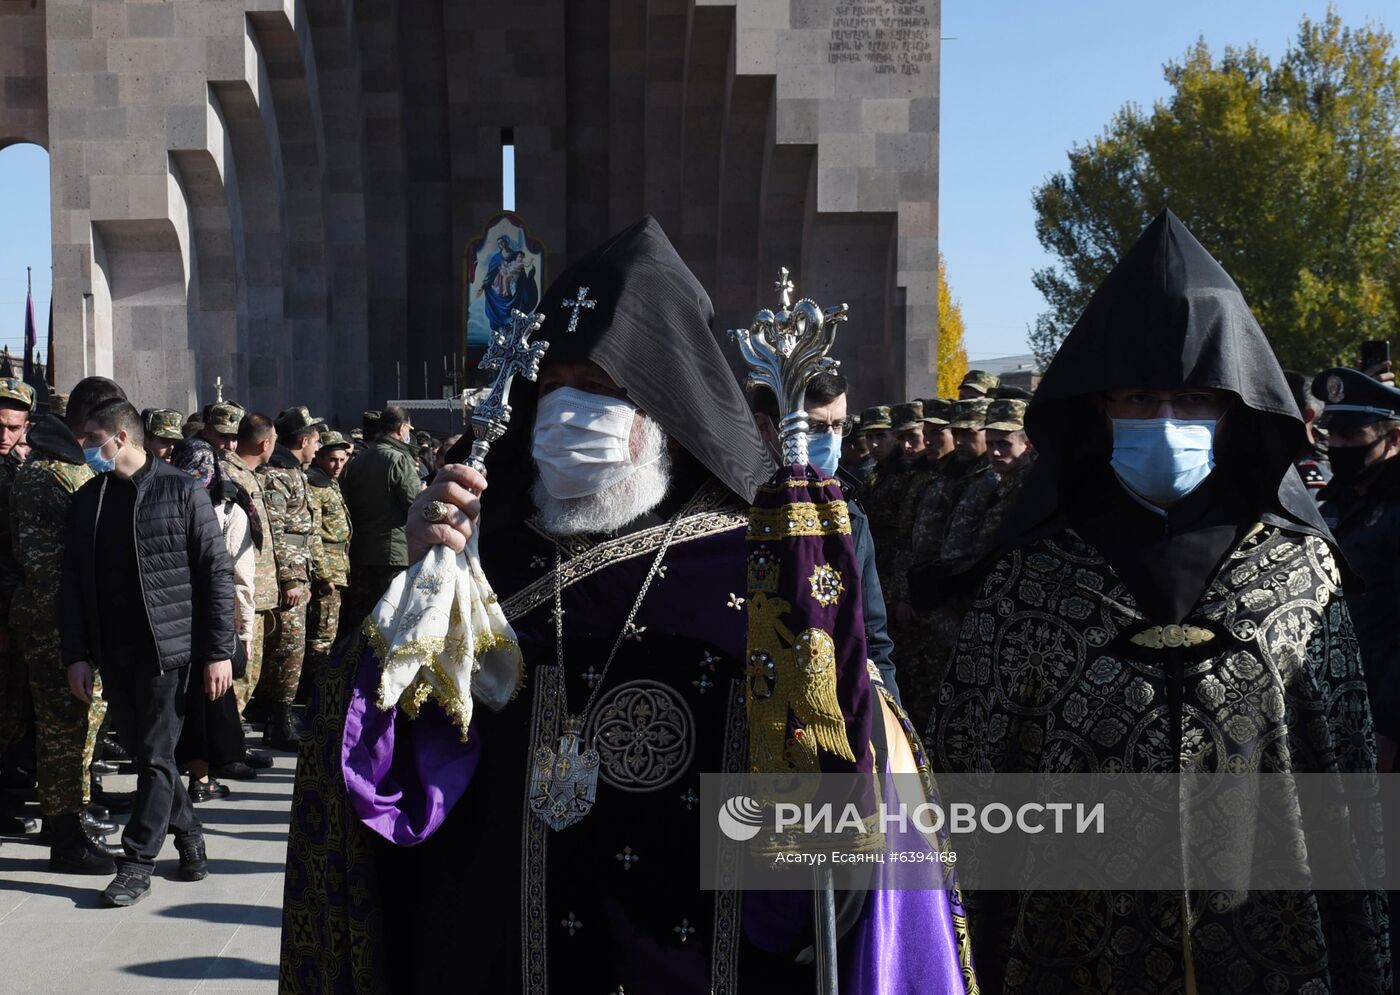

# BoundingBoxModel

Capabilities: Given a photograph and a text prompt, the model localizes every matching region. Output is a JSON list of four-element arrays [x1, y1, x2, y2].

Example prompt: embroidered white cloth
[[367, 535, 522, 741]]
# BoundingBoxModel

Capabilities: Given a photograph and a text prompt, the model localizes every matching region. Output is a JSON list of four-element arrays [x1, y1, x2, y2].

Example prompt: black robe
[[927, 210, 1390, 993]]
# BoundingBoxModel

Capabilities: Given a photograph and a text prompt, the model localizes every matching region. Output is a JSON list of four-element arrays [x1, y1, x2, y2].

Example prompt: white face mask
[[532, 387, 656, 499]]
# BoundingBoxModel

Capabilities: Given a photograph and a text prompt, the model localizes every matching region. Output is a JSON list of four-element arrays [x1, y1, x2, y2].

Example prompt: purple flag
[[21, 286, 35, 383]]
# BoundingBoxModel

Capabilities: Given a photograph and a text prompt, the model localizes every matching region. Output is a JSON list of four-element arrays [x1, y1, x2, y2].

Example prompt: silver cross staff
[[466, 308, 549, 471], [728, 268, 850, 467]]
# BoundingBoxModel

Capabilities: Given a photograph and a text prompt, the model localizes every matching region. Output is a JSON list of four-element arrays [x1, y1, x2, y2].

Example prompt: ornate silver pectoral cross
[[528, 719, 600, 830], [561, 286, 596, 333]]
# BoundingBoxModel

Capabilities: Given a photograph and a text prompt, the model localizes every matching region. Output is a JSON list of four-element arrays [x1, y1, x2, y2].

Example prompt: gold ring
[[422, 500, 452, 524]]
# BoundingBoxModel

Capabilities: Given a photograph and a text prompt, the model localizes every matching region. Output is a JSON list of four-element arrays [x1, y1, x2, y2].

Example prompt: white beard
[[531, 415, 672, 537]]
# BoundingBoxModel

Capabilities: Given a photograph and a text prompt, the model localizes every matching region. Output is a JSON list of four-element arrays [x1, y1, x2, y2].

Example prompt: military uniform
[[220, 448, 277, 714], [12, 415, 100, 817], [257, 407, 324, 714], [866, 401, 926, 607], [901, 397, 993, 730], [144, 408, 183, 446], [909, 398, 992, 565], [306, 431, 352, 680], [959, 369, 1000, 397], [0, 379, 35, 753]]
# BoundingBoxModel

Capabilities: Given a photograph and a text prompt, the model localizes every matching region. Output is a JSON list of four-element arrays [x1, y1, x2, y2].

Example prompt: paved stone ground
[[0, 756, 294, 994]]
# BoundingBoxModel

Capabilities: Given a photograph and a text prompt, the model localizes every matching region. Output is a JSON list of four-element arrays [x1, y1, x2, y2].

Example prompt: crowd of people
[[0, 387, 438, 907], [2, 208, 1400, 993]]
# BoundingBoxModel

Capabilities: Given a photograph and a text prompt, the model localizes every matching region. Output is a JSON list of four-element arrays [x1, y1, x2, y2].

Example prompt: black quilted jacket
[[60, 454, 236, 671]]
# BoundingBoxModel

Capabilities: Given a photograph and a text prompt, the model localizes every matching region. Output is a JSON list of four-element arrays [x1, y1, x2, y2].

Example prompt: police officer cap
[[1313, 368, 1400, 432]]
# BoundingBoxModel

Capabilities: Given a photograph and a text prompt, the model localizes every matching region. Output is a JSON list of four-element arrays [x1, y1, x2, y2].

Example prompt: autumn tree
[[1030, 10, 1400, 371], [936, 253, 969, 396]]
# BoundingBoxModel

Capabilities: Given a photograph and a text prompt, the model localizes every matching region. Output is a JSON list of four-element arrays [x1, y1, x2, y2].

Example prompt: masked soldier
[[305, 430, 352, 691], [256, 407, 323, 750], [0, 378, 35, 763]]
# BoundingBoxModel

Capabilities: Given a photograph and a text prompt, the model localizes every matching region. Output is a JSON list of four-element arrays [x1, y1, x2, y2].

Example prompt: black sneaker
[[102, 866, 152, 906], [175, 835, 208, 881]]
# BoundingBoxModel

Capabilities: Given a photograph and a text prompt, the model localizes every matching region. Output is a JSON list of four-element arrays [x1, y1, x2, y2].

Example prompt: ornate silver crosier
[[466, 308, 548, 470], [728, 267, 849, 467]]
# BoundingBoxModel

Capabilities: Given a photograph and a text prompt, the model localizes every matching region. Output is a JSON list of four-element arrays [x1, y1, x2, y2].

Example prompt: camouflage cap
[[984, 398, 1028, 432], [319, 429, 352, 451], [275, 405, 326, 437], [205, 401, 246, 435], [919, 398, 954, 426], [959, 370, 1001, 395], [350, 428, 364, 442], [949, 397, 991, 430], [49, 392, 68, 418], [890, 401, 925, 433], [0, 377, 35, 411], [144, 407, 185, 441], [859, 405, 893, 431]]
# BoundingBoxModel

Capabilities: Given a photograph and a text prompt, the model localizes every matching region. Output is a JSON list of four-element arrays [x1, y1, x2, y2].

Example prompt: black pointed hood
[[476, 217, 774, 514], [1007, 209, 1328, 544]]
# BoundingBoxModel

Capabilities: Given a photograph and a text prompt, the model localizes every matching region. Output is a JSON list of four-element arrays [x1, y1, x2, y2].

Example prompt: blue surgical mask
[[83, 437, 117, 475], [1110, 417, 1216, 504], [807, 431, 841, 477]]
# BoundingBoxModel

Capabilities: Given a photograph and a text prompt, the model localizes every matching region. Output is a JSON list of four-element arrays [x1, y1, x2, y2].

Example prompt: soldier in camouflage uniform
[[257, 406, 323, 749], [0, 378, 35, 758], [142, 408, 183, 463], [868, 401, 928, 609], [899, 397, 993, 730], [957, 368, 1000, 400], [935, 398, 1035, 577], [306, 431, 352, 691], [220, 412, 277, 718], [15, 377, 127, 873]]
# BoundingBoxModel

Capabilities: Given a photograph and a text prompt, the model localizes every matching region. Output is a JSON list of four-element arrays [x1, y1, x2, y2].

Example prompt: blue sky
[[0, 142, 50, 358], [4, 5, 1396, 363], [941, 0, 1396, 362]]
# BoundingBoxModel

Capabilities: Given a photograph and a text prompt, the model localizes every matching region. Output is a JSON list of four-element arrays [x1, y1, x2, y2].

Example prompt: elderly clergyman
[[282, 218, 975, 993], [927, 210, 1390, 994]]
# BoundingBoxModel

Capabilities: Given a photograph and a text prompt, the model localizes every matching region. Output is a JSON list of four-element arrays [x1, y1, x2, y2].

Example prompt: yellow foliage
[[936, 254, 969, 397]]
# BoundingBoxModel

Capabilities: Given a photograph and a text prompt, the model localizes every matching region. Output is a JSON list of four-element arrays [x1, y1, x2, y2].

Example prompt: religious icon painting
[[463, 211, 547, 365]]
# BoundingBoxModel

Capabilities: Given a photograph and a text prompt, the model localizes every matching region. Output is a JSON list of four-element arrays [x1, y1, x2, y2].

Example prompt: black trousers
[[99, 662, 201, 868]]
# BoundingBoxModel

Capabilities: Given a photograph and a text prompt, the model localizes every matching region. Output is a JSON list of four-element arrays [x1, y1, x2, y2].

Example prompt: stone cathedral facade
[[0, 0, 939, 423]]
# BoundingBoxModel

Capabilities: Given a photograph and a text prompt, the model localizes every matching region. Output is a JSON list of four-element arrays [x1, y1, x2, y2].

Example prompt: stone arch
[[0, 0, 47, 152], [209, 18, 291, 415], [248, 6, 331, 410]]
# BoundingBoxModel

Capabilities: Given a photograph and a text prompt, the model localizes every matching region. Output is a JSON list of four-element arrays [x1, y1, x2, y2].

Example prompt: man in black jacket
[[60, 399, 236, 907]]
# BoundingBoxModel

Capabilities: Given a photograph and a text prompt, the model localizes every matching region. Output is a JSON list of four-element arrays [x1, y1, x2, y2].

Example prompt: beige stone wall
[[6, 0, 937, 423]]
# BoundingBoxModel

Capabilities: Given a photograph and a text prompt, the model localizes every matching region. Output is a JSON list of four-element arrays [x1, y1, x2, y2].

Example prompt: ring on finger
[[422, 500, 453, 524]]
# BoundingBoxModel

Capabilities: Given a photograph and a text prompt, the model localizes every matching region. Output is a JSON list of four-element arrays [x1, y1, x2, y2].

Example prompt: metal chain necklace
[[527, 506, 689, 831]]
